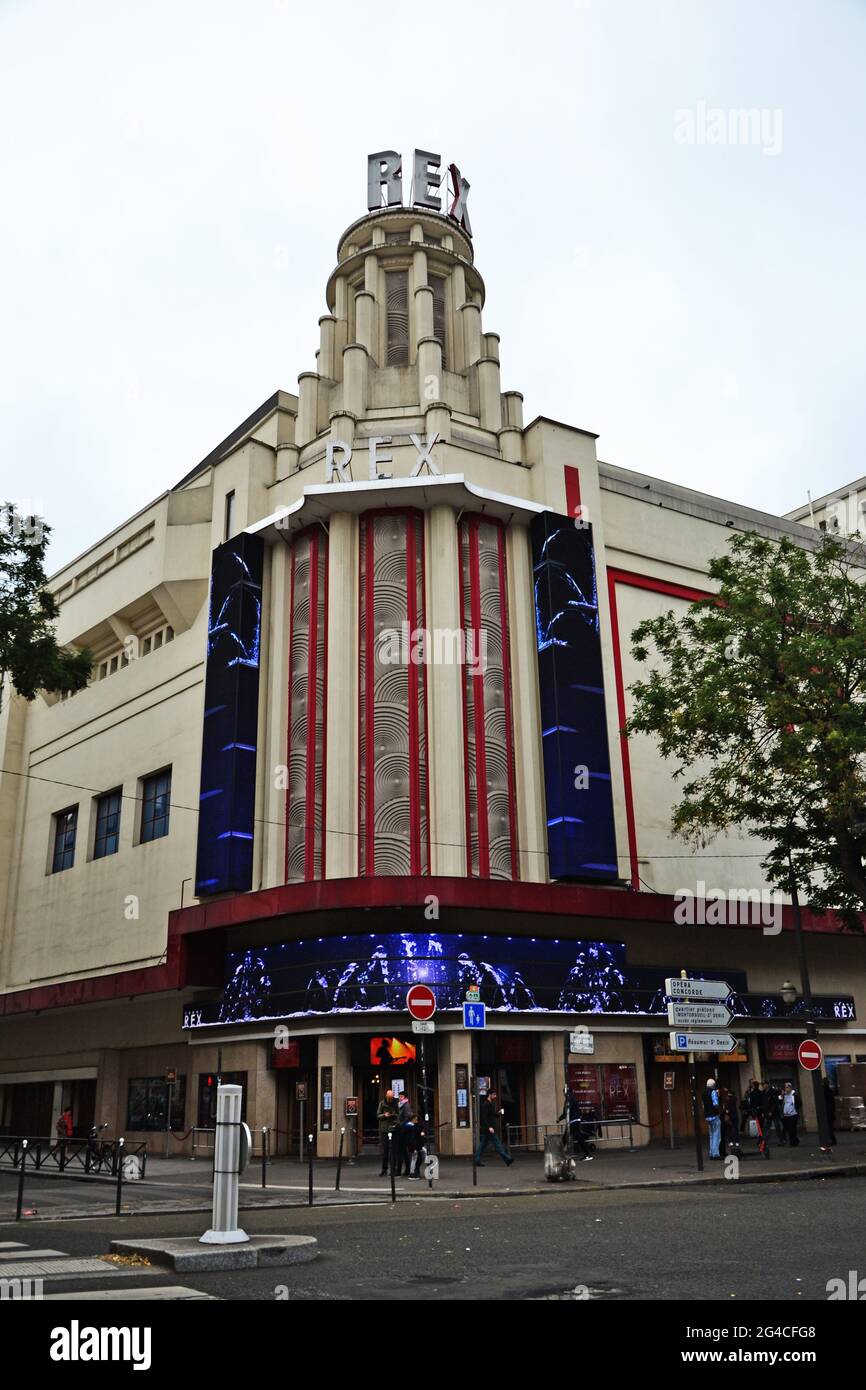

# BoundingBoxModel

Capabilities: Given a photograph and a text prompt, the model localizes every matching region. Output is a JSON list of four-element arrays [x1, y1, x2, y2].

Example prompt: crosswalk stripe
[[0, 1249, 66, 1260], [42, 1286, 218, 1301]]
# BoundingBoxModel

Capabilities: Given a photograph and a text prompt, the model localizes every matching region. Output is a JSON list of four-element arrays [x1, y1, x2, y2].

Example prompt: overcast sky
[[2, 0, 864, 572]]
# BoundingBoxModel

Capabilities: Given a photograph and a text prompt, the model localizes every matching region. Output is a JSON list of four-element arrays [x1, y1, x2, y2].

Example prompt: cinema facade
[[1, 153, 863, 1155]]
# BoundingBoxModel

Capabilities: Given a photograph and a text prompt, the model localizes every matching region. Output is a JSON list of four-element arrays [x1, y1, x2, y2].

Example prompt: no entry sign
[[798, 1039, 823, 1071], [406, 984, 436, 1021]]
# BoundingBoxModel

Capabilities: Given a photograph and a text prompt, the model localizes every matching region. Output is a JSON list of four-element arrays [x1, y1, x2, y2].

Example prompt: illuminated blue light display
[[180, 931, 854, 1027], [194, 532, 264, 895], [531, 511, 618, 881]]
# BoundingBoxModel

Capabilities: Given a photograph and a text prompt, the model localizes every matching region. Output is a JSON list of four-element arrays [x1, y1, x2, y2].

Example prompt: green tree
[[0, 505, 91, 700], [627, 530, 866, 925]]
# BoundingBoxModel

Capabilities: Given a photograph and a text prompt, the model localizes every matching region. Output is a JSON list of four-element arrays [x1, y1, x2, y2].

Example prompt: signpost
[[798, 1039, 823, 1072], [665, 977, 731, 1001], [669, 1031, 737, 1055], [666, 975, 735, 1173], [411, 1020, 435, 1034], [667, 1003, 733, 1029]]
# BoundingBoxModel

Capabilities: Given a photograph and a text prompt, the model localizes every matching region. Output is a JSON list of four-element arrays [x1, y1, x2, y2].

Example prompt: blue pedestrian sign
[[463, 1002, 486, 1030]]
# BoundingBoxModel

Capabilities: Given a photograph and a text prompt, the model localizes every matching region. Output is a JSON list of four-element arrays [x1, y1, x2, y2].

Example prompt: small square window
[[140, 769, 171, 843], [152, 630, 163, 650], [94, 789, 122, 859], [52, 806, 78, 872], [165, 626, 174, 643], [109, 656, 118, 674], [99, 662, 108, 680], [142, 636, 152, 655]]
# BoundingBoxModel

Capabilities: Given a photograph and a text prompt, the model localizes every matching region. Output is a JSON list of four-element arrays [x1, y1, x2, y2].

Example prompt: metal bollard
[[307, 1134, 315, 1206], [261, 1126, 268, 1189], [16, 1138, 28, 1221], [335, 1127, 345, 1192], [389, 1132, 397, 1204], [115, 1138, 125, 1216]]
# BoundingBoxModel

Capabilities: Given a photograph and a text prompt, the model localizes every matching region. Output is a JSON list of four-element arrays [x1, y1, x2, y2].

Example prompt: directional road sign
[[463, 1002, 486, 1030], [665, 978, 731, 1001], [667, 1002, 734, 1029], [669, 1031, 736, 1053]]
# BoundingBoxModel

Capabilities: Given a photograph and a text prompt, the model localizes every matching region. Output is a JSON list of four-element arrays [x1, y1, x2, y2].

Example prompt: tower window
[[431, 274, 447, 369], [386, 270, 409, 366]]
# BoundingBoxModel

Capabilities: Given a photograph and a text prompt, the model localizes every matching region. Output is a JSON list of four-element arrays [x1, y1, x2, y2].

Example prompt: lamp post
[[783, 870, 834, 1153]]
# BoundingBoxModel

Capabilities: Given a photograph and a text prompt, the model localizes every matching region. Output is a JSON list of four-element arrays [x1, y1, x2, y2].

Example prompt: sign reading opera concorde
[[181, 936, 854, 1029]]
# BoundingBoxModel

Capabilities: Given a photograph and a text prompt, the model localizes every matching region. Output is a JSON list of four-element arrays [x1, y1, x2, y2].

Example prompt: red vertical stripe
[[320, 530, 329, 879], [284, 543, 296, 883], [468, 517, 490, 877], [364, 518, 376, 875], [304, 533, 319, 881], [419, 514, 431, 874], [496, 526, 519, 880], [564, 465, 582, 521], [406, 515, 420, 876], [459, 523, 473, 875]]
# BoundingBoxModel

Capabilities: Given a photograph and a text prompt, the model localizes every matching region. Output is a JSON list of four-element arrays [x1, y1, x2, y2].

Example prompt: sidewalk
[[3, 1132, 865, 1221]]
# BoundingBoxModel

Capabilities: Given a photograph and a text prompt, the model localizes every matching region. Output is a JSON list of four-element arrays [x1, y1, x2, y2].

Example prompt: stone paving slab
[[110, 1232, 319, 1273]]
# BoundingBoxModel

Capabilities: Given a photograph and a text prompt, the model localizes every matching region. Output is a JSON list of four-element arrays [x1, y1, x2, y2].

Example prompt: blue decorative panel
[[194, 532, 264, 895], [531, 510, 618, 881], [179, 931, 854, 1027]]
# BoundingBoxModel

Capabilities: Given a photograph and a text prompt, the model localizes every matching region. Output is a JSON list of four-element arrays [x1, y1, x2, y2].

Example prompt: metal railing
[[506, 1118, 637, 1152], [0, 1134, 148, 1178]]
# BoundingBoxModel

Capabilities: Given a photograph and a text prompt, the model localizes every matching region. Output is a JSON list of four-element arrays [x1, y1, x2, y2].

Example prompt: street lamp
[[784, 868, 834, 1153]]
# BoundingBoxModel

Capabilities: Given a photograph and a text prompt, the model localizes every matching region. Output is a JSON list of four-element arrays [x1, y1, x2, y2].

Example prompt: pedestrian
[[703, 1078, 722, 1158], [823, 1076, 837, 1144], [753, 1083, 772, 1160], [557, 1088, 594, 1162], [377, 1088, 399, 1176], [54, 1105, 73, 1163], [741, 1080, 758, 1135], [767, 1084, 785, 1144], [474, 1090, 513, 1166], [722, 1088, 740, 1156], [781, 1082, 800, 1147], [393, 1093, 413, 1176]]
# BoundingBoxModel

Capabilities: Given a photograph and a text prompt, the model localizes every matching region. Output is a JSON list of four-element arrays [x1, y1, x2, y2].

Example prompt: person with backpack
[[752, 1082, 772, 1159], [703, 1078, 722, 1159]]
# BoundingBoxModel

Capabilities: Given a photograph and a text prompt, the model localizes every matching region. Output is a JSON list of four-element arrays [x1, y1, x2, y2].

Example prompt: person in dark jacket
[[753, 1083, 772, 1159], [558, 1089, 594, 1162], [393, 1093, 415, 1176], [767, 1084, 785, 1143], [377, 1089, 399, 1175], [823, 1076, 837, 1144], [474, 1091, 513, 1166], [722, 1088, 740, 1156]]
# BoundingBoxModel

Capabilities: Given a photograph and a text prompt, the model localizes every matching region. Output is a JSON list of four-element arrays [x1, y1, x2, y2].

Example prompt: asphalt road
[[3, 1174, 865, 1302]]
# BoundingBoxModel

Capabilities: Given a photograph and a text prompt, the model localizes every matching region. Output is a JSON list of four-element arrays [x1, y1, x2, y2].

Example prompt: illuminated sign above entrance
[[367, 149, 472, 234]]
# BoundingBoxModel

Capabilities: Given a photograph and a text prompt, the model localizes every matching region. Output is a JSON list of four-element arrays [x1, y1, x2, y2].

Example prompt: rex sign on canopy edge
[[406, 984, 436, 1022], [798, 1039, 823, 1072]]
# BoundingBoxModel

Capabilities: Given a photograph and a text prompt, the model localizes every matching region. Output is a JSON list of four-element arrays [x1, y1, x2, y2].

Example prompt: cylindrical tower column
[[417, 336, 443, 408], [354, 290, 376, 361], [297, 372, 320, 447], [318, 315, 337, 380], [461, 300, 482, 365], [342, 343, 368, 418], [498, 427, 524, 463], [477, 355, 503, 433], [426, 504, 467, 876], [502, 390, 524, 429]]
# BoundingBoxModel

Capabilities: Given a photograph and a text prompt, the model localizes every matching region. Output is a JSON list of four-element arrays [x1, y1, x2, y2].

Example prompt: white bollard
[[200, 1084, 251, 1244]]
